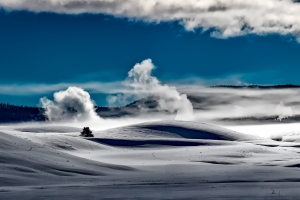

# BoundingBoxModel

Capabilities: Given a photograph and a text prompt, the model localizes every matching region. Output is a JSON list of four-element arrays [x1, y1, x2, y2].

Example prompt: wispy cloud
[[0, 82, 125, 95], [182, 87, 300, 121], [0, 73, 250, 96], [169, 75, 248, 88], [2, 0, 300, 39]]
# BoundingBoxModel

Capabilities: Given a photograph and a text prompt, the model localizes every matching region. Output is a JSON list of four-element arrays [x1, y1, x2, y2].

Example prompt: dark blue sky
[[1, 10, 300, 106]]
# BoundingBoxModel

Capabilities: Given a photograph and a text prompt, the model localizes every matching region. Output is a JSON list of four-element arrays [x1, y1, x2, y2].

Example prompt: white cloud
[[1, 0, 300, 39]]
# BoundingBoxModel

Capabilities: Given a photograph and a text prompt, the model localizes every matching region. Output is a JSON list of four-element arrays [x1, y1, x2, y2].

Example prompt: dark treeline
[[0, 103, 135, 123], [0, 103, 137, 123], [0, 103, 46, 123]]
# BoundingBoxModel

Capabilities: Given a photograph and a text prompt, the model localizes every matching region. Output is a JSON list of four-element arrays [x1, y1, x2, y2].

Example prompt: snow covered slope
[[16, 126, 81, 133], [1, 120, 300, 199], [95, 120, 260, 141]]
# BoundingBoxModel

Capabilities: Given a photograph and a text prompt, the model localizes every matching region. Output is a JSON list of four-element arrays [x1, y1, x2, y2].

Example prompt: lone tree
[[80, 127, 94, 137]]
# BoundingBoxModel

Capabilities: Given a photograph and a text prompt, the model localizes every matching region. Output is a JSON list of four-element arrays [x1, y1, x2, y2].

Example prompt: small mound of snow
[[16, 126, 81, 133], [271, 131, 300, 142], [96, 120, 260, 141]]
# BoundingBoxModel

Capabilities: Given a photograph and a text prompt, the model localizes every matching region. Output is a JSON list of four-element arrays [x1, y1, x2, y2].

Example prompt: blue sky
[[1, 5, 300, 106]]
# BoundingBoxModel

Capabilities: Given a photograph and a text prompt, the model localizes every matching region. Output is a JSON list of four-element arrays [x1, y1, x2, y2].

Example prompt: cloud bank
[[180, 87, 300, 122], [40, 86, 100, 121], [2, 0, 300, 39], [108, 59, 194, 121]]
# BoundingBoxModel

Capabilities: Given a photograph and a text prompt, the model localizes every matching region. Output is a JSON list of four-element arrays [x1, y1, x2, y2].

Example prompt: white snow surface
[[1, 120, 300, 199]]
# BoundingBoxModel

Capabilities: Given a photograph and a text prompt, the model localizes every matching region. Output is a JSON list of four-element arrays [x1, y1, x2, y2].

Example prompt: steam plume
[[276, 101, 293, 121], [108, 59, 194, 121], [40, 86, 100, 121]]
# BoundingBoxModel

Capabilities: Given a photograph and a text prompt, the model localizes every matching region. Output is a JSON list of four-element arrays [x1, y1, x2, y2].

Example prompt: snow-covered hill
[[1, 120, 300, 199], [95, 120, 260, 140]]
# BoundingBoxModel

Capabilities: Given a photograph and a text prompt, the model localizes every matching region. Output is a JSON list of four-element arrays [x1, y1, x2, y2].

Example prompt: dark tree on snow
[[80, 127, 94, 137]]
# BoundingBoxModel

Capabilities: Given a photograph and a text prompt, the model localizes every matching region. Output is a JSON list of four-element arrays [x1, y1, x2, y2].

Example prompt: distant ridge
[[210, 84, 300, 89]]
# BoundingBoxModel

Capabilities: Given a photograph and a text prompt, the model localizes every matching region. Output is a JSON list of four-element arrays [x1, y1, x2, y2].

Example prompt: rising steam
[[40, 86, 100, 121], [40, 60, 194, 122], [108, 59, 194, 121], [276, 101, 293, 121]]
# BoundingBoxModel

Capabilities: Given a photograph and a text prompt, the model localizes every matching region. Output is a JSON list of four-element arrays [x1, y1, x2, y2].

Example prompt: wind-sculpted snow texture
[[1, 120, 300, 199]]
